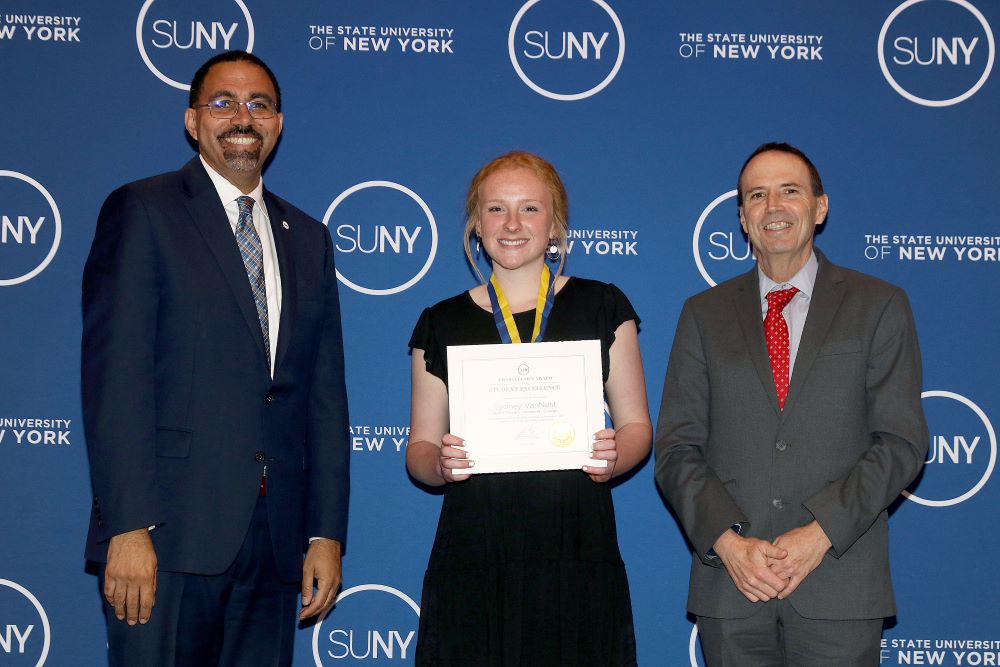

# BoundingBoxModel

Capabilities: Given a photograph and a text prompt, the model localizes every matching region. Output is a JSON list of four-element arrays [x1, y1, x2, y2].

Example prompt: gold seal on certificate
[[447, 340, 607, 474], [548, 421, 575, 448]]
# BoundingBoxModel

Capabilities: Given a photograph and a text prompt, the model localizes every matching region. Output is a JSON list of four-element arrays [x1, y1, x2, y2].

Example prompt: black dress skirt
[[409, 278, 640, 666]]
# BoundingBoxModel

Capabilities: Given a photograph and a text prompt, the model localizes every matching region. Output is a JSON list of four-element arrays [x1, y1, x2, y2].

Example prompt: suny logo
[[692, 190, 753, 287], [878, 0, 995, 106], [0, 171, 62, 287], [508, 0, 626, 101], [136, 0, 255, 90], [312, 584, 420, 664], [688, 625, 705, 667], [0, 579, 50, 666], [324, 181, 438, 296], [905, 390, 996, 507]]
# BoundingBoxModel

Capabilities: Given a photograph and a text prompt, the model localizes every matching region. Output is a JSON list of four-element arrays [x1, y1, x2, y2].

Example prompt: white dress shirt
[[200, 156, 282, 377], [757, 251, 818, 379]]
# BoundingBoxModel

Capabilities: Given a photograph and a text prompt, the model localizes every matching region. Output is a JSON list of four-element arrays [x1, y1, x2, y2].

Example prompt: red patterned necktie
[[764, 287, 799, 410]]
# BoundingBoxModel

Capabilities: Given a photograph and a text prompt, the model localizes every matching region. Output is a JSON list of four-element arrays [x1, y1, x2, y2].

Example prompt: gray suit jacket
[[654, 250, 928, 620]]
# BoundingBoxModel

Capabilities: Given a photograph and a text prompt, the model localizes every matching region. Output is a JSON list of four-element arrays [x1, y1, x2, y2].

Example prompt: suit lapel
[[783, 251, 846, 412], [263, 190, 296, 375], [733, 267, 782, 415], [179, 158, 269, 364]]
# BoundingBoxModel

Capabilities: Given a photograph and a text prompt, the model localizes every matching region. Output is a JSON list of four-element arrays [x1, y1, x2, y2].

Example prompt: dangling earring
[[475, 235, 482, 259], [545, 238, 561, 262]]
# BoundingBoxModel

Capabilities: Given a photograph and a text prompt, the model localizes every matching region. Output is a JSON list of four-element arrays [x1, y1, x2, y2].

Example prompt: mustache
[[218, 125, 263, 142]]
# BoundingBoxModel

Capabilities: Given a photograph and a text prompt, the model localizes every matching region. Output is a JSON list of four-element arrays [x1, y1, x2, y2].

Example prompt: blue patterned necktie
[[235, 196, 270, 370]]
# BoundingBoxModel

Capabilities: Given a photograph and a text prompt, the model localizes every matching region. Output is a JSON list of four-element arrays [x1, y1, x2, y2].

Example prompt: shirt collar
[[199, 155, 266, 211], [758, 250, 818, 302]]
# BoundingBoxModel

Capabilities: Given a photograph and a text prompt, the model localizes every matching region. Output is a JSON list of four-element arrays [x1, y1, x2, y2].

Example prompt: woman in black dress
[[407, 151, 652, 666]]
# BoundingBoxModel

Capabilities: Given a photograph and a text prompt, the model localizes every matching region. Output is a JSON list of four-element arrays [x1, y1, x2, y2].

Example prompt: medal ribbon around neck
[[487, 265, 556, 344]]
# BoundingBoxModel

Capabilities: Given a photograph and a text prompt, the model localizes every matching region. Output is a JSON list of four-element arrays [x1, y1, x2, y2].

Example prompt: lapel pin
[[282, 220, 290, 230]]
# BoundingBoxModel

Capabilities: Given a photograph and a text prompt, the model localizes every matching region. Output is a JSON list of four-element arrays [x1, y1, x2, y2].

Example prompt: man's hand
[[713, 529, 789, 603], [769, 521, 832, 599], [105, 528, 157, 625], [300, 538, 343, 620]]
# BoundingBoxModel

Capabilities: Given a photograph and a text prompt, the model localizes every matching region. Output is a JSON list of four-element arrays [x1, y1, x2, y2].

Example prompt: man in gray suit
[[655, 142, 928, 666]]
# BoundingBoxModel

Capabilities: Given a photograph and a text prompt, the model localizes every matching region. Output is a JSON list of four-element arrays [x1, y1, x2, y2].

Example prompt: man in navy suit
[[82, 51, 350, 666]]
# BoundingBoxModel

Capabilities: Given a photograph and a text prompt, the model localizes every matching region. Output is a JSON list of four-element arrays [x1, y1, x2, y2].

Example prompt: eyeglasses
[[191, 98, 277, 119]]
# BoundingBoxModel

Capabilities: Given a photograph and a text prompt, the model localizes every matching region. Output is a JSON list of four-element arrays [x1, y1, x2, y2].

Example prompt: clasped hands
[[436, 428, 619, 483], [713, 520, 832, 603]]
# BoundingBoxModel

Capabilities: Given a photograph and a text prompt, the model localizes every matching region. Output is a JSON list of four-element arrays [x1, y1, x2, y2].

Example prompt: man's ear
[[184, 108, 198, 142], [815, 194, 829, 226]]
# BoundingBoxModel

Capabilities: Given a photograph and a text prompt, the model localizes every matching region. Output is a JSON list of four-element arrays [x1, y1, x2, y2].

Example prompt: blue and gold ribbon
[[486, 265, 556, 344]]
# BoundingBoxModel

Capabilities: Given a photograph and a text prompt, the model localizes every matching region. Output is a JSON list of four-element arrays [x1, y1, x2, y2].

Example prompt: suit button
[[254, 451, 265, 463], [265, 394, 275, 403], [775, 439, 787, 451], [772, 498, 783, 509]]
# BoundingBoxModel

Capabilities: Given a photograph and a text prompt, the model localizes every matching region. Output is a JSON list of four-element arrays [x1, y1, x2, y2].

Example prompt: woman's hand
[[438, 433, 475, 483], [583, 427, 618, 482]]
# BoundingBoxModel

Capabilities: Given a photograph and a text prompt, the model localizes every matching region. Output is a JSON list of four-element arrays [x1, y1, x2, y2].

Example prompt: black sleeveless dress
[[408, 278, 639, 666]]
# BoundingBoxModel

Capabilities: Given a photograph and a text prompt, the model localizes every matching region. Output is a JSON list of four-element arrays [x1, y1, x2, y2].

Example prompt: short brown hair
[[737, 142, 824, 206]]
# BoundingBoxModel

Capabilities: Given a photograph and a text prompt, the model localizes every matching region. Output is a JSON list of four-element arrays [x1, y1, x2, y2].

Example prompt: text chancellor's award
[[446, 340, 606, 474]]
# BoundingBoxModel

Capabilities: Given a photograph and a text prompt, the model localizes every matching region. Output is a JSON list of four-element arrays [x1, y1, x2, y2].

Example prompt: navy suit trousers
[[101, 497, 299, 667]]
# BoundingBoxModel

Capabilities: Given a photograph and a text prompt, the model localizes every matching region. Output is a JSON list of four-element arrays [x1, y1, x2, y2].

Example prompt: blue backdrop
[[2, 1, 998, 665]]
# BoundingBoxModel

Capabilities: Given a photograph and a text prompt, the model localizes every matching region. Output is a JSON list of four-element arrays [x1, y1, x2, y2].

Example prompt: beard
[[218, 125, 263, 173]]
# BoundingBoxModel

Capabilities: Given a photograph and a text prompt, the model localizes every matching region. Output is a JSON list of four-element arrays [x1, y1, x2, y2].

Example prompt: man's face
[[739, 150, 828, 271], [184, 61, 283, 192]]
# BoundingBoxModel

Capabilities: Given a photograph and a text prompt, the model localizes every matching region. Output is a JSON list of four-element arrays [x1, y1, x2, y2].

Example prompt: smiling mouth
[[497, 239, 528, 247], [218, 126, 263, 147], [223, 135, 259, 145], [763, 221, 791, 231]]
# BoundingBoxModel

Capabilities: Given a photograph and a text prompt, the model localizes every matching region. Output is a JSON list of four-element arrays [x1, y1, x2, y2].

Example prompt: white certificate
[[447, 340, 607, 474]]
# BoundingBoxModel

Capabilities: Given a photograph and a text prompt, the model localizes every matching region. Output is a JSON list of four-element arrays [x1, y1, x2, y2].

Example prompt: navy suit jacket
[[655, 250, 928, 620], [82, 157, 350, 581]]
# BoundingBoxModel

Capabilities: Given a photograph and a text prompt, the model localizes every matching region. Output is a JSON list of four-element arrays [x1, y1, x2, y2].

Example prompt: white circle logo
[[311, 584, 420, 664], [878, 0, 995, 107], [904, 390, 996, 506], [688, 625, 704, 667], [0, 579, 51, 665], [692, 190, 753, 287], [508, 0, 626, 101], [136, 0, 255, 91], [323, 181, 438, 296], [0, 171, 62, 287]]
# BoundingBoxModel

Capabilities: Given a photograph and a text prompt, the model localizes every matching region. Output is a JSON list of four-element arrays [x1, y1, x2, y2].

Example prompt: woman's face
[[477, 167, 555, 274]]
